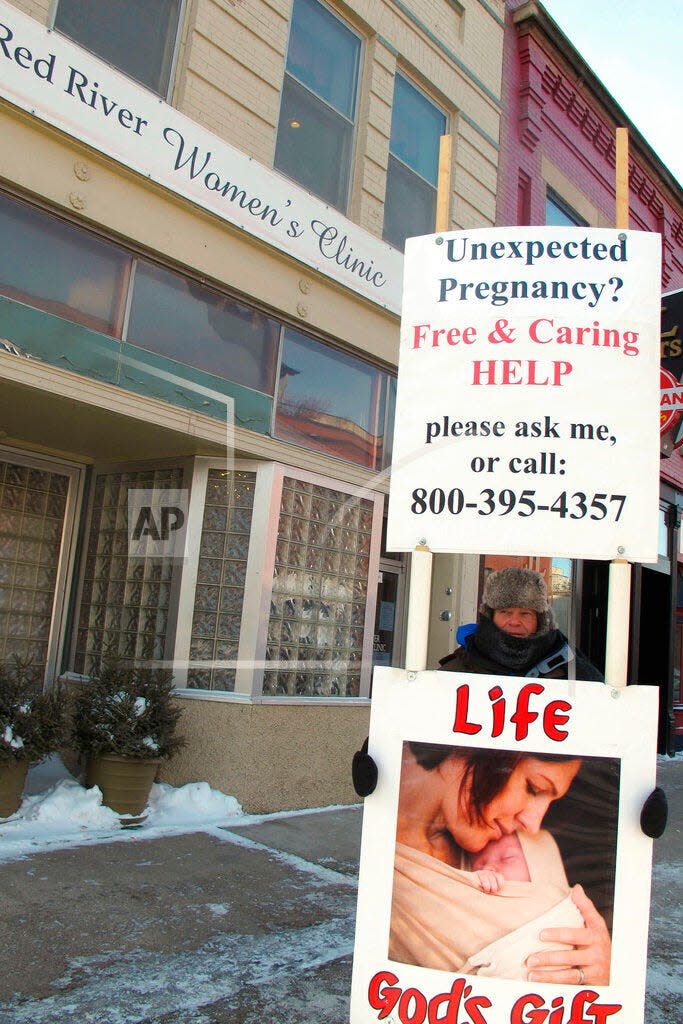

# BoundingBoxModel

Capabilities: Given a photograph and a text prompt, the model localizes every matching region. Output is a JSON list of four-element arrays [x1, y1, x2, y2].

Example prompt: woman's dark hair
[[407, 741, 579, 824]]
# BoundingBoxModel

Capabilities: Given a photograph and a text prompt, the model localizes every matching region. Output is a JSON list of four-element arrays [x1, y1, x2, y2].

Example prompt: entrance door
[[637, 566, 672, 751], [372, 560, 406, 671], [0, 451, 82, 690]]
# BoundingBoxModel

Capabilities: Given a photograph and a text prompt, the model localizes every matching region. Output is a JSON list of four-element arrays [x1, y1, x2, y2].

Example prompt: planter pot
[[0, 759, 29, 818], [86, 753, 160, 817]]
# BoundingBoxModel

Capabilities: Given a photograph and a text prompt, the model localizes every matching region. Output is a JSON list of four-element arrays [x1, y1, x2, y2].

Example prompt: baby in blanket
[[470, 832, 532, 891], [462, 831, 586, 980], [390, 829, 588, 980]]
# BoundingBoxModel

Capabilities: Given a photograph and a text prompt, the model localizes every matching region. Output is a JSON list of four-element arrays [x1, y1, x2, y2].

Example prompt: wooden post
[[435, 134, 452, 236], [405, 544, 433, 673], [605, 127, 631, 689], [404, 135, 451, 673], [615, 128, 629, 232]]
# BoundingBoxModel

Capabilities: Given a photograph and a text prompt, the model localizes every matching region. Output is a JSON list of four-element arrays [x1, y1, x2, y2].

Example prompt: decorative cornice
[[540, 61, 669, 224], [517, 34, 545, 152]]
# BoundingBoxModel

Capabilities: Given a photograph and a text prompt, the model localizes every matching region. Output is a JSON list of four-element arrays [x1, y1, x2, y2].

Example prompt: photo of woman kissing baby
[[389, 742, 620, 987]]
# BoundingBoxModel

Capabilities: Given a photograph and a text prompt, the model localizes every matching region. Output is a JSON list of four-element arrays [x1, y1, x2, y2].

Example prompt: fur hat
[[480, 567, 556, 636]]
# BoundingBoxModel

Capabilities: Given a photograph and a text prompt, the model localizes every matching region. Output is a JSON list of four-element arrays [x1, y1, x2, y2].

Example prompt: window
[[127, 262, 281, 395], [0, 456, 80, 688], [264, 475, 375, 697], [545, 191, 588, 227], [383, 75, 446, 251], [274, 0, 361, 211], [53, 0, 182, 97], [274, 328, 391, 470], [0, 192, 131, 335], [74, 467, 185, 674], [0, 191, 396, 469], [187, 469, 257, 692], [170, 461, 383, 699]]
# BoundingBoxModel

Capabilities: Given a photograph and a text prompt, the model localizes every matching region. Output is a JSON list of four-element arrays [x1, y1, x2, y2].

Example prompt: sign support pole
[[605, 126, 632, 689], [405, 134, 451, 673]]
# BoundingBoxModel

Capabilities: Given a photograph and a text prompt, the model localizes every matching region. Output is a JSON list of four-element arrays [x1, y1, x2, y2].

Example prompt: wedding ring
[[578, 968, 585, 985]]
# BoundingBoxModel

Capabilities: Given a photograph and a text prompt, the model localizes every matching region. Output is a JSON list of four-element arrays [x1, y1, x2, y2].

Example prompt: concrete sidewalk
[[1, 759, 680, 1024]]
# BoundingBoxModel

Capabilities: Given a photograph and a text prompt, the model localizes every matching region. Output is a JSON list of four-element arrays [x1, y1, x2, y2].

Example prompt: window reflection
[[275, 76, 355, 210], [274, 0, 360, 210], [127, 262, 281, 395], [390, 75, 445, 185], [545, 191, 588, 227], [275, 329, 387, 470], [383, 75, 446, 251], [54, 0, 182, 97], [0, 192, 130, 335], [285, 0, 359, 117]]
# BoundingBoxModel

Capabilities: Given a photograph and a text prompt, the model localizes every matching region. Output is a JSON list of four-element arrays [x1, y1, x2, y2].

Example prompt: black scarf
[[469, 615, 559, 675]]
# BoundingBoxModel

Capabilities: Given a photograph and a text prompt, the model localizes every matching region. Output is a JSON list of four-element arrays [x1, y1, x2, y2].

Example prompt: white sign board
[[386, 228, 661, 561], [351, 668, 658, 1024], [0, 2, 402, 313]]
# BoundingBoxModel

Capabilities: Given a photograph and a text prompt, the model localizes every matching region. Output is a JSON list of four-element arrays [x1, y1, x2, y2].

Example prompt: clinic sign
[[386, 227, 662, 561], [0, 2, 402, 313]]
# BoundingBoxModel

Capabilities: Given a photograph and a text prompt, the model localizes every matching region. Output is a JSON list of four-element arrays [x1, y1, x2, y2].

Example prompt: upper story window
[[545, 191, 588, 227], [0, 190, 396, 471], [383, 75, 446, 251], [127, 262, 281, 396], [0, 191, 131, 335], [52, 0, 183, 98], [274, 0, 361, 211], [274, 328, 391, 471]]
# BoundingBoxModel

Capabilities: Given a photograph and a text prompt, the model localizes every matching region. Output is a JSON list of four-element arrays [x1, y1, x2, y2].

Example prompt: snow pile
[[146, 780, 242, 825], [21, 778, 119, 827], [0, 754, 245, 864]]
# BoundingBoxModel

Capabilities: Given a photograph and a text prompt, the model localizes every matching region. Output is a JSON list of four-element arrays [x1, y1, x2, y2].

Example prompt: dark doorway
[[579, 560, 609, 675], [637, 567, 671, 751]]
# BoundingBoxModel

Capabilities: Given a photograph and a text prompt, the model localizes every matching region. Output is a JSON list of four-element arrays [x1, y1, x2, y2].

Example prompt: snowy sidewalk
[[1, 800, 362, 1024], [0, 756, 680, 1023]]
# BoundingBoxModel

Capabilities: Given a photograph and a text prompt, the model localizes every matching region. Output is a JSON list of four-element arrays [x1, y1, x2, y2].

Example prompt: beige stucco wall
[[160, 695, 371, 813]]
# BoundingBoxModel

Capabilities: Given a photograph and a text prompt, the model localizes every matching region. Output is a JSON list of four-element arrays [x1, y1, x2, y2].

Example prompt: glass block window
[[54, 0, 182, 98], [274, 0, 361, 210], [74, 467, 184, 674], [0, 461, 68, 685], [383, 75, 446, 251], [263, 476, 373, 697], [187, 469, 256, 691]]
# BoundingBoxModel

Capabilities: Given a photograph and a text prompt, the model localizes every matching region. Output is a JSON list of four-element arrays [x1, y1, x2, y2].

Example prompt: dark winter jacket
[[439, 616, 603, 682]]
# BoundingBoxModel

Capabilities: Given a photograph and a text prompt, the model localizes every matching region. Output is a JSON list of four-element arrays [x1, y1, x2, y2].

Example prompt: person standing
[[438, 567, 602, 681]]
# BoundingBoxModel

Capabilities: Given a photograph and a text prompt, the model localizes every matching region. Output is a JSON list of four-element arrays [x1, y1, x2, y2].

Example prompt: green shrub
[[0, 658, 66, 767], [71, 660, 185, 760]]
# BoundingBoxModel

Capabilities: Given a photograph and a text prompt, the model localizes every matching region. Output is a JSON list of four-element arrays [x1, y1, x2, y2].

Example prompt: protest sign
[[386, 228, 661, 561], [350, 667, 658, 1024]]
